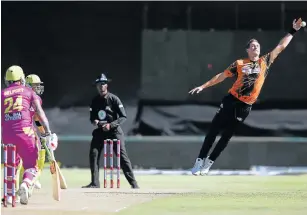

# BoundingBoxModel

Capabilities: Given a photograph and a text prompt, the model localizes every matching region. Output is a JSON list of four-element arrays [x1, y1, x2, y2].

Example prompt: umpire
[[82, 73, 139, 189]]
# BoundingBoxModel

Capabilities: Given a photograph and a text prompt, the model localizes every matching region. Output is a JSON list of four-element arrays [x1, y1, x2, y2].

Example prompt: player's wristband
[[288, 27, 297, 35]]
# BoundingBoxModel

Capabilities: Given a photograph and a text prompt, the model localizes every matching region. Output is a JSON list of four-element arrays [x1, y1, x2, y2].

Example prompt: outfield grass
[[117, 174, 307, 215], [2, 169, 307, 215]]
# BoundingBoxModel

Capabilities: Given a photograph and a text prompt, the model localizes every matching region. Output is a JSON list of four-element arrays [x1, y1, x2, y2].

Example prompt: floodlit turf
[[1, 169, 307, 215]]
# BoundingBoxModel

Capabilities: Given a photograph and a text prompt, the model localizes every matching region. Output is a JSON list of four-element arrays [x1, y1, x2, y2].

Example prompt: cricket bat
[[42, 135, 68, 189], [45, 145, 61, 201], [43, 141, 67, 201], [56, 160, 68, 189]]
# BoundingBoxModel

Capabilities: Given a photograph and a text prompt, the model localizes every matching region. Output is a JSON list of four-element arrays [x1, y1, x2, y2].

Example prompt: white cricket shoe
[[200, 157, 214, 175], [28, 183, 35, 198], [18, 183, 29, 205], [34, 180, 42, 189], [191, 158, 204, 176]]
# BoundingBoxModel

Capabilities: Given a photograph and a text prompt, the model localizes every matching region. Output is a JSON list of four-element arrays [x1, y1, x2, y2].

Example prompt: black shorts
[[215, 93, 252, 127]]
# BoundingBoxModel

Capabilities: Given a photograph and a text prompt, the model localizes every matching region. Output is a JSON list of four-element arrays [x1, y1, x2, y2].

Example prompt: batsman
[[1, 66, 53, 205], [82, 73, 139, 189], [27, 74, 47, 188], [15, 74, 48, 191]]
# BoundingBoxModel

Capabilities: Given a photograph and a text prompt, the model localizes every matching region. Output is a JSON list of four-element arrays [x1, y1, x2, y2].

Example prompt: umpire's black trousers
[[89, 128, 137, 187], [198, 94, 252, 161]]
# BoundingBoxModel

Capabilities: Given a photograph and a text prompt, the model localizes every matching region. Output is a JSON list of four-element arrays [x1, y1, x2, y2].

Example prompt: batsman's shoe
[[191, 158, 204, 176], [18, 183, 29, 205], [34, 180, 42, 189], [28, 183, 35, 198], [200, 157, 214, 175]]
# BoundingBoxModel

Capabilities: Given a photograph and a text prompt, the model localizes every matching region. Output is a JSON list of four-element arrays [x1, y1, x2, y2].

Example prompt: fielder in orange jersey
[[189, 18, 305, 176], [1, 65, 53, 205]]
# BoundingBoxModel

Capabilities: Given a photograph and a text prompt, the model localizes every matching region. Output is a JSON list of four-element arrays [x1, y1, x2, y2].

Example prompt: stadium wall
[[3, 136, 305, 169]]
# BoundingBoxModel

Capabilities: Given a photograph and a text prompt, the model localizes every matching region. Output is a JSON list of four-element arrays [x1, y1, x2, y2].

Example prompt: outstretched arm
[[204, 72, 228, 88], [269, 18, 304, 64], [189, 61, 237, 95]]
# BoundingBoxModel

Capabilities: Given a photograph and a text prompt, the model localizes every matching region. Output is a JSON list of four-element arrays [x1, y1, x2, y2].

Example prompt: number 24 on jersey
[[4, 96, 23, 113]]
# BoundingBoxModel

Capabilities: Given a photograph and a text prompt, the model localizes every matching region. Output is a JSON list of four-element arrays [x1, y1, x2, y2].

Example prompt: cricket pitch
[[1, 169, 307, 215]]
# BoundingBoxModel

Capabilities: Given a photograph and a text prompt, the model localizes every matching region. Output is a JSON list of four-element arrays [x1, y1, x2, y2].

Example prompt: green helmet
[[26, 74, 44, 95]]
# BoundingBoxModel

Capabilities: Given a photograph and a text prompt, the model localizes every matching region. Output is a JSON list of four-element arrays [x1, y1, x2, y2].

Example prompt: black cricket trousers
[[89, 129, 137, 187], [198, 94, 252, 161]]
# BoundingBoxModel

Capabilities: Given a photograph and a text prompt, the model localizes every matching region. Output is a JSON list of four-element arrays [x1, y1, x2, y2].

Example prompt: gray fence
[[3, 136, 305, 170]]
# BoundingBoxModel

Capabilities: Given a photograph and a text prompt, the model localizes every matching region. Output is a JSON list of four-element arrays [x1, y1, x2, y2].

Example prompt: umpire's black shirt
[[90, 92, 126, 134]]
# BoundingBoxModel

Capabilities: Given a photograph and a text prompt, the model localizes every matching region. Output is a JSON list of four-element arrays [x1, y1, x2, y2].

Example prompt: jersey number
[[4, 96, 23, 113]]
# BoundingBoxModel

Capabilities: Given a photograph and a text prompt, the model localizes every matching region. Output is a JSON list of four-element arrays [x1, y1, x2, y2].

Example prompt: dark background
[[2, 1, 307, 170], [2, 1, 143, 107], [2, 1, 307, 137], [2, 1, 307, 107]]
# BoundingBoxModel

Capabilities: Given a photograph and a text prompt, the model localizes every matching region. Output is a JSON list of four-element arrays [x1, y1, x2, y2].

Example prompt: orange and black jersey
[[224, 53, 273, 105]]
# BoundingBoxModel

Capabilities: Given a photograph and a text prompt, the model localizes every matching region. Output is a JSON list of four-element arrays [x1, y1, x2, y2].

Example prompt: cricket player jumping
[[1, 65, 53, 205], [189, 18, 304, 175]]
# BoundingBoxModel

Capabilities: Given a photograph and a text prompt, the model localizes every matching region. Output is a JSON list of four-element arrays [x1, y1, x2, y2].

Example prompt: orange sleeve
[[224, 61, 238, 77]]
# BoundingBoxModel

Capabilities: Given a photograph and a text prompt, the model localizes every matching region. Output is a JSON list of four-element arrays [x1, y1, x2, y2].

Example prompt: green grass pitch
[[1, 169, 307, 215]]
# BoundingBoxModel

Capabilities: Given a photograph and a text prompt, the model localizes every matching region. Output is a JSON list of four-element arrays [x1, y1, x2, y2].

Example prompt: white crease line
[[81, 207, 88, 210], [115, 206, 127, 212]]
